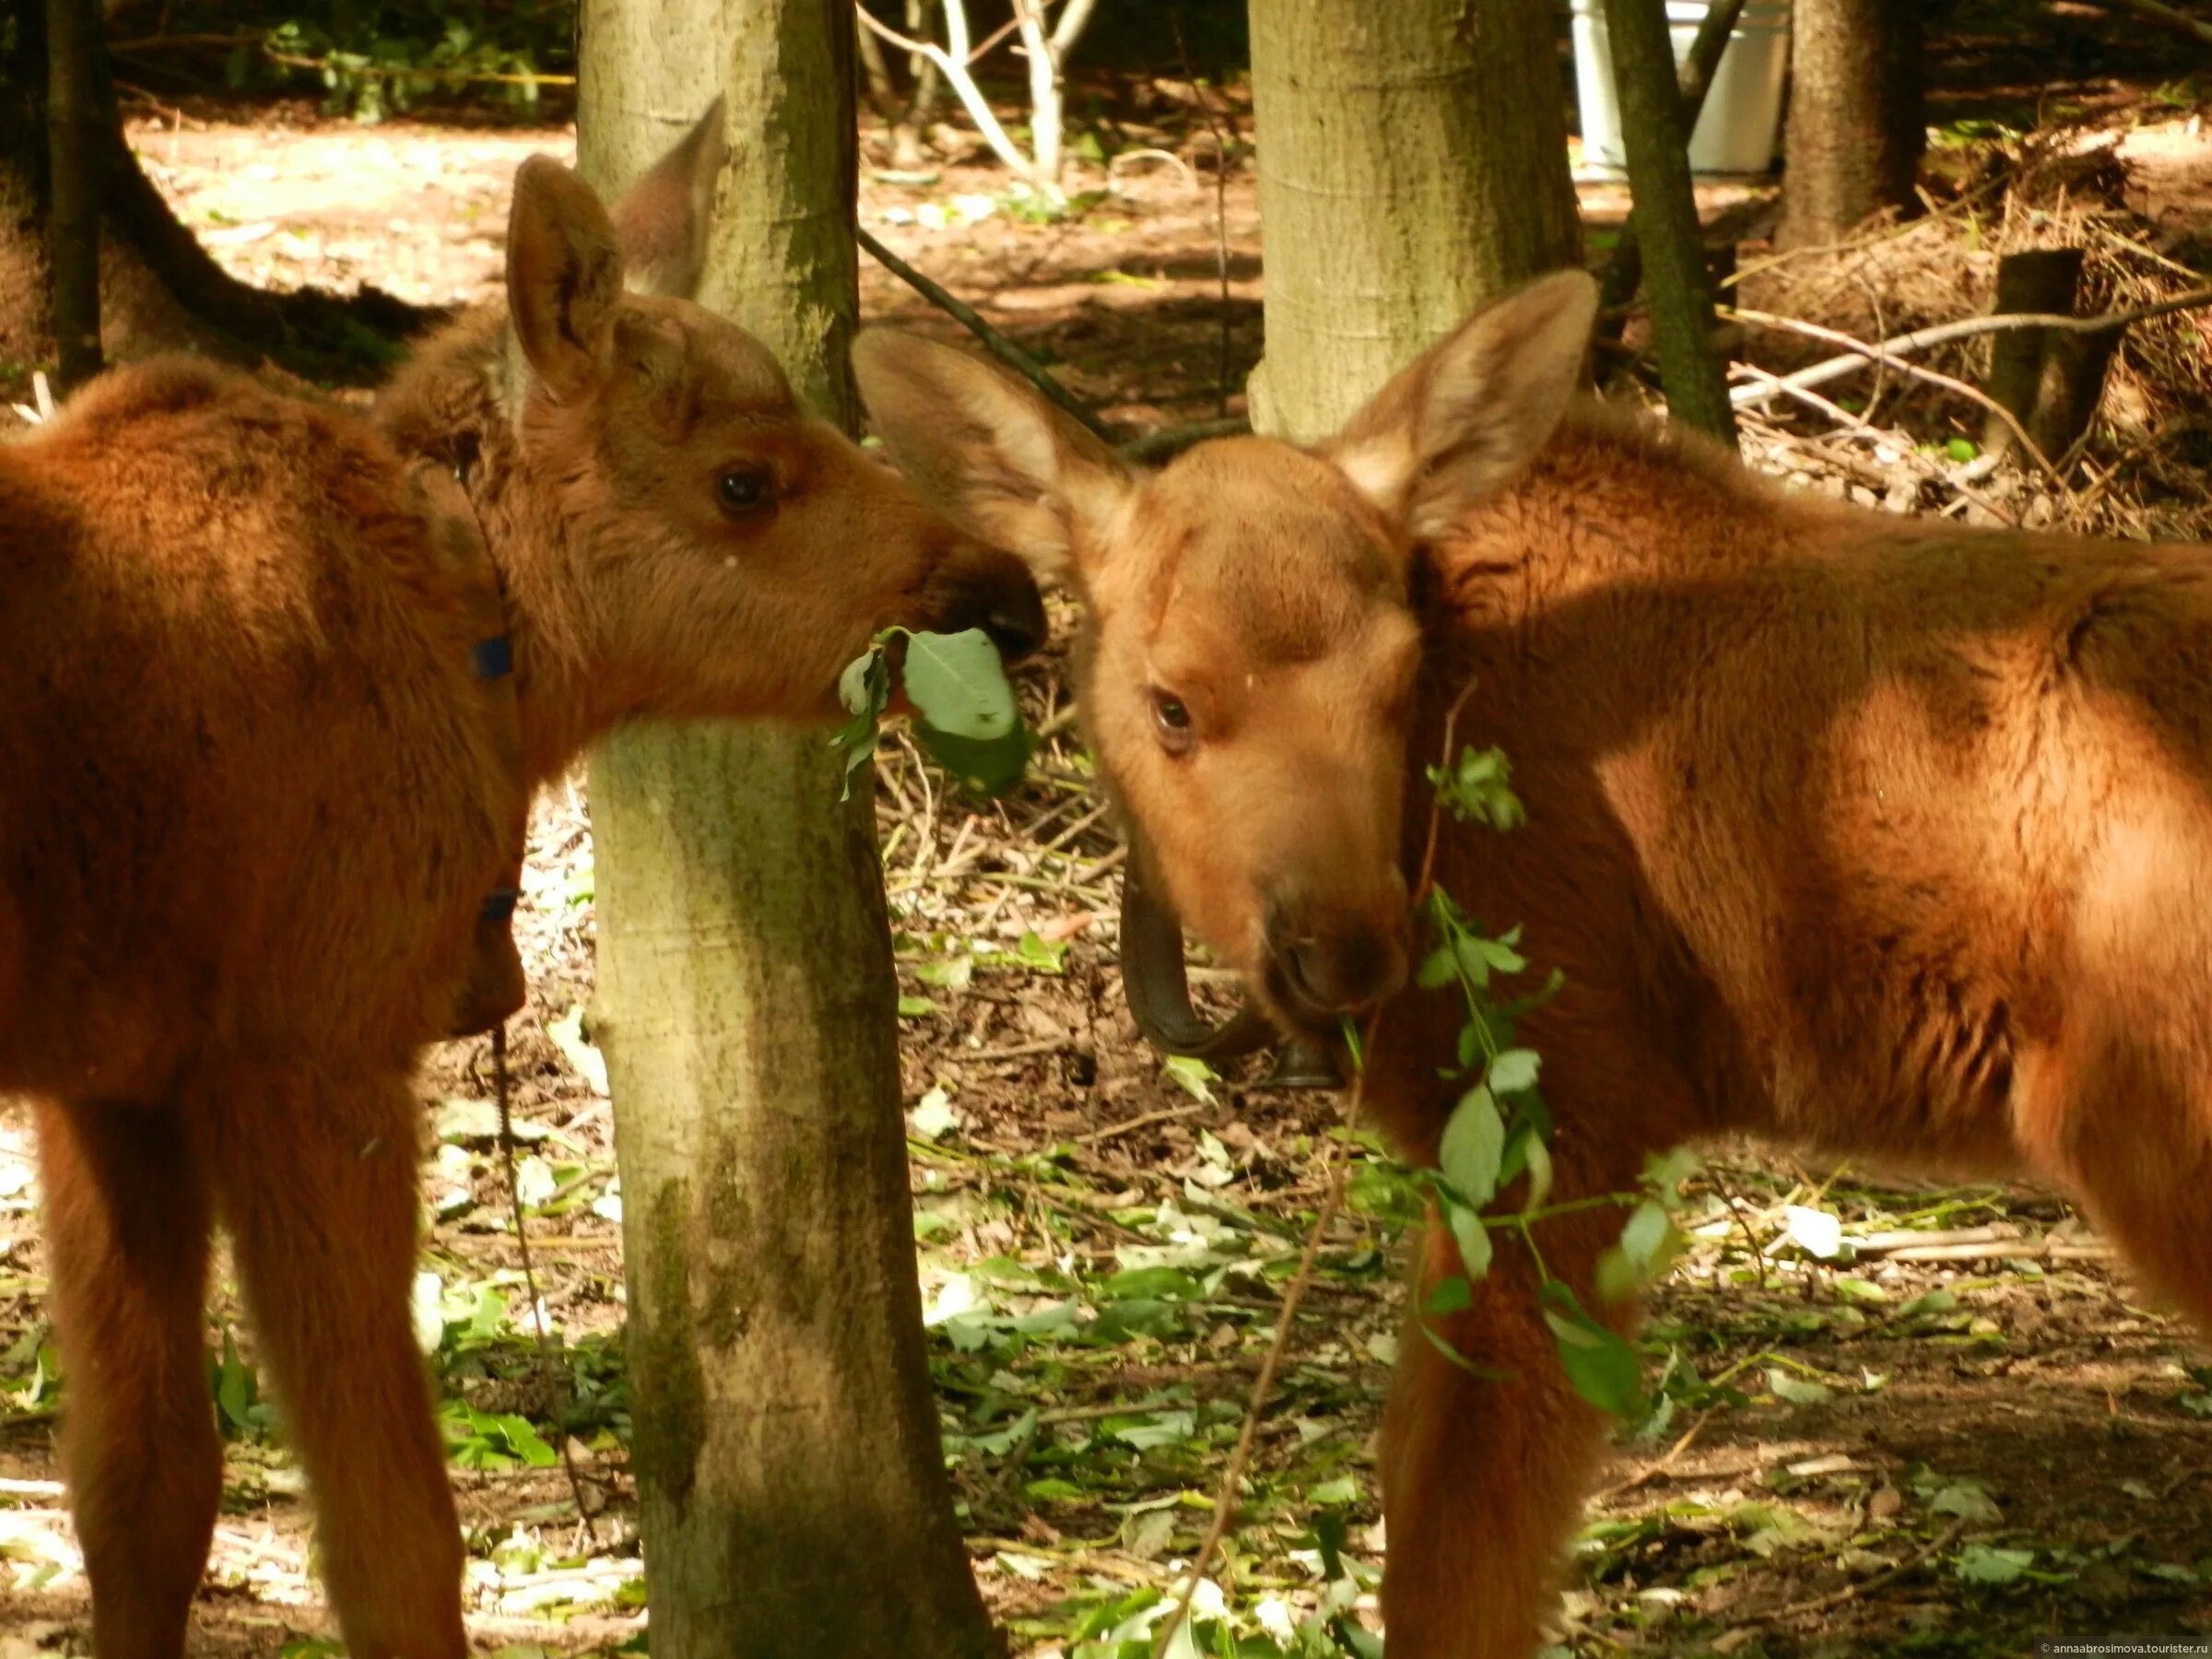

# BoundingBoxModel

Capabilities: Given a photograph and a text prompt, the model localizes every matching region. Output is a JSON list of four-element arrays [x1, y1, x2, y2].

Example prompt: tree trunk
[[0, 0, 431, 382], [44, 0, 102, 389], [1245, 0, 1582, 442], [576, 6, 1000, 1658], [1777, 0, 1924, 248], [1604, 0, 1736, 446]]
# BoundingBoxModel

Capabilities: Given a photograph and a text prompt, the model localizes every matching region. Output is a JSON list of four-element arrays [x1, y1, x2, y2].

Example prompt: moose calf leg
[[1377, 1224, 1622, 1658], [207, 1065, 465, 1659], [35, 1099, 221, 1659]]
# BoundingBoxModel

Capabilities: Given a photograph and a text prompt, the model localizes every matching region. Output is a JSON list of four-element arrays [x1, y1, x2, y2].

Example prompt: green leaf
[[1015, 930, 1069, 972], [1161, 1053, 1218, 1103], [828, 646, 891, 800], [1946, 436, 1979, 464], [913, 720, 1034, 796], [1424, 1274, 1474, 1315], [1486, 1047, 1541, 1096], [490, 1411, 558, 1467], [1766, 1366, 1834, 1406], [1443, 1195, 1493, 1280], [216, 1329, 255, 1433], [902, 628, 1019, 741], [1520, 1133, 1556, 1213], [897, 994, 938, 1018], [1440, 1087, 1505, 1208], [1101, 1266, 1205, 1302], [1956, 1543, 2035, 1586], [1618, 1200, 1675, 1273], [1539, 1281, 1643, 1418]]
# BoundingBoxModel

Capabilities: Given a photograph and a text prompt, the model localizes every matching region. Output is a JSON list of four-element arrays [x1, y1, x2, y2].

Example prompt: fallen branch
[[855, 2, 1041, 184], [2089, 0, 2212, 46], [1724, 306, 2065, 483], [1729, 288, 2212, 407], [1764, 1519, 1967, 1624], [856, 223, 1117, 444]]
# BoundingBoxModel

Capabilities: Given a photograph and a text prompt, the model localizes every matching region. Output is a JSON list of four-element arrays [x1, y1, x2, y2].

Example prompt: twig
[[492, 1024, 602, 1549], [1414, 679, 1482, 905], [1763, 1518, 1967, 1623], [952, 1034, 1073, 1062], [261, 46, 576, 87], [1149, 1124, 1356, 1659], [1598, 1403, 1722, 1500], [855, 1, 1041, 183], [1724, 306, 2065, 484], [1729, 288, 2212, 406], [1078, 1101, 1206, 1144], [1172, 17, 1235, 419], [2088, 0, 2212, 46], [1118, 416, 1248, 463], [856, 224, 1116, 443]]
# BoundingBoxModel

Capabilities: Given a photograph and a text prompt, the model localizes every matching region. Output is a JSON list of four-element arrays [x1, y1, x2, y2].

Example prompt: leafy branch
[[831, 626, 1036, 799]]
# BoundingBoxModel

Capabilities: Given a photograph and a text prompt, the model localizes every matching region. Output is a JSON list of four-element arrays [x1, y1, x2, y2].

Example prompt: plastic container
[[1570, 0, 1794, 179]]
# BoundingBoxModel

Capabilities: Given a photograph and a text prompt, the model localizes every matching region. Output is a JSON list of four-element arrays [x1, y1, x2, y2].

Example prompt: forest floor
[[6, 5, 2212, 1655]]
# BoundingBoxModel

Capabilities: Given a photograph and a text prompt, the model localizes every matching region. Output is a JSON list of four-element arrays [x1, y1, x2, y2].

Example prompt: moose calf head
[[382, 106, 1045, 753], [853, 271, 1599, 1036]]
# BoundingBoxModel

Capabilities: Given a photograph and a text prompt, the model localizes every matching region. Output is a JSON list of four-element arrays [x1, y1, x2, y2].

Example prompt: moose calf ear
[[507, 155, 626, 404], [1327, 267, 1599, 542], [850, 328, 1135, 581], [612, 97, 727, 300]]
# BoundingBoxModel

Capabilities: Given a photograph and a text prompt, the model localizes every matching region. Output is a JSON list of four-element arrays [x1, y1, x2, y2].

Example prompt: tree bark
[[44, 0, 101, 389], [1777, 0, 1924, 249], [1604, 0, 1737, 446], [576, 6, 999, 1657], [1245, 0, 1582, 442]]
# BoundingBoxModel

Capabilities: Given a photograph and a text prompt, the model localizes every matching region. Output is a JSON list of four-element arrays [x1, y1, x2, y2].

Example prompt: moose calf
[[855, 272, 2212, 1656], [2, 110, 1041, 1658]]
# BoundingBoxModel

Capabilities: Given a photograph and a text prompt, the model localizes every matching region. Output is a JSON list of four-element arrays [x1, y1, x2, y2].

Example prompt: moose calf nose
[[1264, 898, 1409, 1019]]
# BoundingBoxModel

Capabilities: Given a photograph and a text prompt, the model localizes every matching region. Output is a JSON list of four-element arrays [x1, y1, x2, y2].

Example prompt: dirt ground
[[6, 6, 2212, 1654]]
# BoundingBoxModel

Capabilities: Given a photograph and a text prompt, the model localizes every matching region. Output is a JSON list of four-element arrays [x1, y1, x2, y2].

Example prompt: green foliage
[[1374, 743, 1707, 1421], [220, 1, 576, 123], [833, 627, 1036, 799]]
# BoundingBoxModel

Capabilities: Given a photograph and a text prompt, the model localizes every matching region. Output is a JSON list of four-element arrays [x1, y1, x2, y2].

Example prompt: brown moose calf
[[1, 112, 1041, 1659], [855, 272, 2212, 1657]]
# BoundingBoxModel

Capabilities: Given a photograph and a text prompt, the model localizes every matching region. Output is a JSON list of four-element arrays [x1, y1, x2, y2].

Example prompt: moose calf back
[[0, 358, 507, 1097]]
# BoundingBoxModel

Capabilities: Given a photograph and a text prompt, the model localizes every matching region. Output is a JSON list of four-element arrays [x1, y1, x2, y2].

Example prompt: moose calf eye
[[717, 466, 774, 514], [1150, 688, 1195, 756]]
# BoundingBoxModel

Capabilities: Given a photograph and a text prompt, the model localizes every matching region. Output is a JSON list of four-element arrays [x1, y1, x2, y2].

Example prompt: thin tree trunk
[[1604, 0, 1737, 446], [575, 6, 999, 1657], [1245, 0, 1581, 443], [1777, 0, 1924, 248], [45, 0, 100, 389]]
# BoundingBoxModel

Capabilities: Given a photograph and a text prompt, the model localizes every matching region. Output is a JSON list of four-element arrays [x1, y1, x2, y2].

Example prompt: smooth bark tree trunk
[[1604, 0, 1737, 446], [1777, 0, 1924, 248], [576, 6, 999, 1657], [44, 0, 101, 389], [1245, 0, 1582, 442]]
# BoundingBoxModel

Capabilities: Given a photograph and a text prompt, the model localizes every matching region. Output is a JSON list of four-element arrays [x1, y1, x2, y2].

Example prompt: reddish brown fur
[[853, 275, 2212, 1657], [3, 113, 1040, 1659]]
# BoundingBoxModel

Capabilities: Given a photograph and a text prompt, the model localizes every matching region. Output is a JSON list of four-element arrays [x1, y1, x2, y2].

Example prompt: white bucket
[[1569, 0, 1793, 180]]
